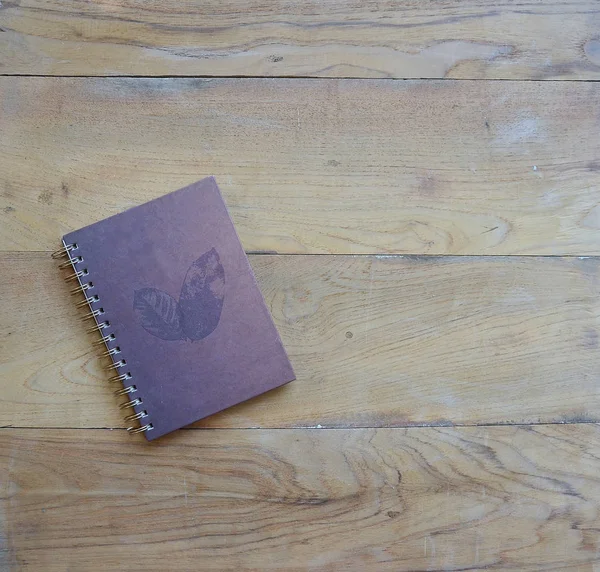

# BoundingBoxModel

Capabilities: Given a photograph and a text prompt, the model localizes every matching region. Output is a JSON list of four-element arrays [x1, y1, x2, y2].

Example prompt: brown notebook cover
[[60, 177, 295, 440]]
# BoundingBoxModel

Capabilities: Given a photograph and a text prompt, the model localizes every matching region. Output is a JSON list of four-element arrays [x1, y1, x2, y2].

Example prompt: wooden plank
[[1, 78, 600, 255], [2, 252, 599, 429], [1, 0, 600, 79], [2, 426, 600, 570]]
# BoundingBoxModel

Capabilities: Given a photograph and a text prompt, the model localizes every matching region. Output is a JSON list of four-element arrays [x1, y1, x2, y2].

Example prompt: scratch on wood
[[481, 226, 499, 235]]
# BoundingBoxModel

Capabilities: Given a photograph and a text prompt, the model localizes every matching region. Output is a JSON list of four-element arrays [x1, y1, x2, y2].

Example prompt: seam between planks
[[2, 74, 600, 83], [10, 251, 600, 259], [1, 421, 599, 431]]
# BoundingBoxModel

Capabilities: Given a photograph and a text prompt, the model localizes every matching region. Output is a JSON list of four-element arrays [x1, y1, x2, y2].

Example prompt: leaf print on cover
[[133, 248, 225, 341]]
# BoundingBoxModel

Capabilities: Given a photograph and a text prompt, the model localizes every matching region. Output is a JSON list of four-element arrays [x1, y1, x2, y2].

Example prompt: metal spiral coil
[[119, 398, 142, 409], [81, 308, 105, 322], [108, 372, 130, 383], [51, 243, 77, 259], [114, 385, 137, 396], [52, 242, 154, 436], [128, 424, 153, 434], [99, 346, 121, 358], [76, 294, 99, 309], [124, 410, 148, 422]]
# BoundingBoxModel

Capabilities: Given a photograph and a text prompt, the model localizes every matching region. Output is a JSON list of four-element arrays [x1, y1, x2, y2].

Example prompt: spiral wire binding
[[52, 242, 153, 436]]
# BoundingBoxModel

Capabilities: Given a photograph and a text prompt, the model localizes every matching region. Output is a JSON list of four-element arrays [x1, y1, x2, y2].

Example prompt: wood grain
[[1, 0, 600, 79], [2, 252, 599, 429], [2, 426, 600, 571], [2, 78, 600, 255]]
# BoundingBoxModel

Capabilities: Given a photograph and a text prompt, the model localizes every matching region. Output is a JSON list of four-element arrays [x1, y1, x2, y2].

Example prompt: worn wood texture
[[2, 252, 599, 429], [2, 77, 600, 255], [1, 0, 600, 79], [3, 426, 600, 571], [2, 0, 599, 567]]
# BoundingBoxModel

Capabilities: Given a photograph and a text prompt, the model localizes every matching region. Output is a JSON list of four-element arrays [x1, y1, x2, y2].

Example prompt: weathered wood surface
[[2, 78, 600, 255], [1, 0, 600, 79], [2, 252, 599, 429], [2, 0, 599, 568], [2, 426, 600, 571]]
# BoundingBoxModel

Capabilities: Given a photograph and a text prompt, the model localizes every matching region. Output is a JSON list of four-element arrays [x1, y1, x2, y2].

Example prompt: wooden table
[[2, 2, 600, 570]]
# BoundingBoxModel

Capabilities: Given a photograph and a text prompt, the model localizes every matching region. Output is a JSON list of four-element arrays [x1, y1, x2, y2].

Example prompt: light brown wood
[[2, 426, 600, 571], [2, 252, 599, 429], [2, 0, 600, 79], [2, 77, 600, 255], [2, 1, 599, 566]]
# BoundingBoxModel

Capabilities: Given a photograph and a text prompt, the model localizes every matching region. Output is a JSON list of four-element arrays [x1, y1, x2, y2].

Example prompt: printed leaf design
[[133, 288, 185, 340], [179, 247, 225, 341]]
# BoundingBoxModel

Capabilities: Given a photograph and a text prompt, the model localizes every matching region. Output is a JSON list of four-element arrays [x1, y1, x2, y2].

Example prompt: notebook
[[53, 177, 295, 440]]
